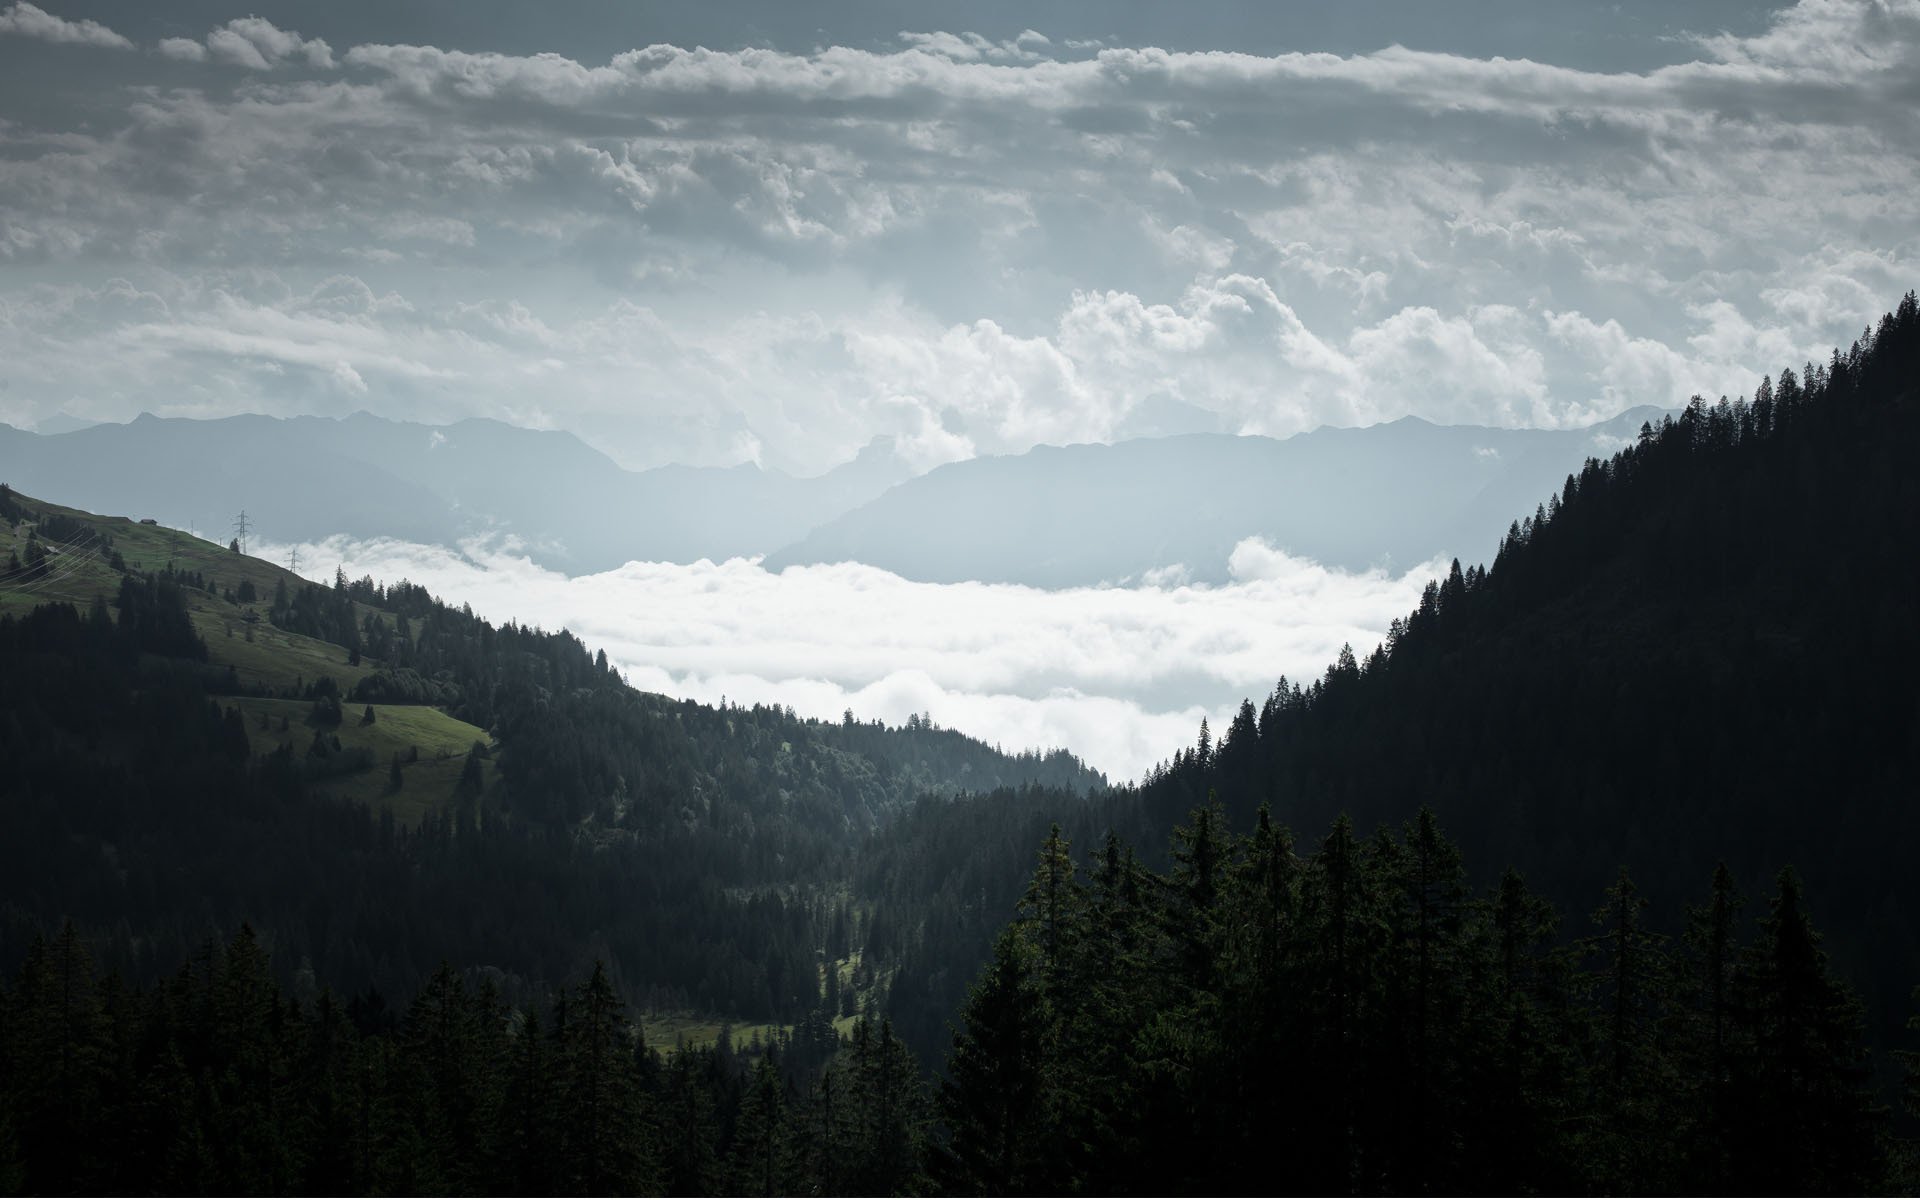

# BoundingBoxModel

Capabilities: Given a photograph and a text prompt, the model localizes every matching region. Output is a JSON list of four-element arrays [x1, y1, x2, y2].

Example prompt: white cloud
[[0, 2, 130, 49], [0, 1, 1911, 471], [0, 256, 1891, 479], [897, 30, 1051, 64], [1348, 306, 1552, 427], [156, 36, 207, 62], [199, 16, 334, 71], [1542, 300, 1809, 414], [259, 533, 1442, 781], [1694, 0, 1920, 75]]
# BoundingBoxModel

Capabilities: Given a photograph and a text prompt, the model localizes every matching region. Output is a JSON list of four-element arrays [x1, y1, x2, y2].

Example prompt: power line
[[286, 546, 300, 574], [232, 509, 251, 556], [4, 532, 107, 597]]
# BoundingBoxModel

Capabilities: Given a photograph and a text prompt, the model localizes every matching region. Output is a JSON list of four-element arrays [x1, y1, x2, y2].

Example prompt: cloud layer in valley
[[0, 1, 1913, 471], [258, 534, 1445, 782]]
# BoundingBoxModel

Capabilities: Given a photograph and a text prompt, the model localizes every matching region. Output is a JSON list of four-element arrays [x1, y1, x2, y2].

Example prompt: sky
[[5, 1, 1914, 777], [1, 0, 1913, 475]]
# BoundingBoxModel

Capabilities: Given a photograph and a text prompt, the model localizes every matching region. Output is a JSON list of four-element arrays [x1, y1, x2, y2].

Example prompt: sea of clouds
[[258, 534, 1445, 782]]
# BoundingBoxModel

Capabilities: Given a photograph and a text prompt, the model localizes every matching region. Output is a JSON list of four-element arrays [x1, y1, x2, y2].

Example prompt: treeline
[[1135, 292, 1920, 1040], [1169, 293, 1920, 863], [819, 711, 1104, 799], [1, 539, 1103, 1026], [267, 573, 1103, 835], [859, 293, 1920, 1082], [0, 590, 841, 1018], [5, 810, 1904, 1196], [857, 784, 1144, 1060], [0, 927, 929, 1196], [0, 487, 108, 556], [937, 807, 1900, 1195]]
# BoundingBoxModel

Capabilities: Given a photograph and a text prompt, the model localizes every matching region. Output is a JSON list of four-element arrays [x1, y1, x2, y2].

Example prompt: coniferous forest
[[2, 293, 1920, 1194]]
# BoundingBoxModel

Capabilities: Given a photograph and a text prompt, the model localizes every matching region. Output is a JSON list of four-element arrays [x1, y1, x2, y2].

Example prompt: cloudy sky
[[1, 0, 1913, 474], [5, 1, 1914, 776]]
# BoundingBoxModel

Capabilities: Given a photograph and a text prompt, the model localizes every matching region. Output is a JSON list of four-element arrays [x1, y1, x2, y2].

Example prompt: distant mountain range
[[0, 412, 912, 575], [766, 407, 1670, 584], [1, 407, 1666, 583]]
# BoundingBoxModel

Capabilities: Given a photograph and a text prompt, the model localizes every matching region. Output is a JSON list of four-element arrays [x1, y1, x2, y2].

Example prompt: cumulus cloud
[[897, 30, 1052, 63], [0, 2, 130, 49], [0, 259, 1884, 478], [190, 16, 334, 70], [256, 533, 1443, 781], [0, 0, 1911, 470], [156, 36, 207, 62], [1694, 0, 1920, 75]]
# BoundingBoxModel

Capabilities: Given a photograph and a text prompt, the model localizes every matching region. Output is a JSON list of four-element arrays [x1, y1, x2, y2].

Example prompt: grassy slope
[[1, 495, 379, 692], [231, 696, 495, 827], [640, 1012, 865, 1053], [641, 1013, 789, 1053], [1, 490, 482, 824], [2, 488, 848, 1036]]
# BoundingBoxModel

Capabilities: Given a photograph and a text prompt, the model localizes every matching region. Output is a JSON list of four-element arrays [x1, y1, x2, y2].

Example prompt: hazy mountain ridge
[[7, 407, 1669, 587], [0, 412, 914, 574], [765, 407, 1670, 585], [5, 299, 1917, 1195]]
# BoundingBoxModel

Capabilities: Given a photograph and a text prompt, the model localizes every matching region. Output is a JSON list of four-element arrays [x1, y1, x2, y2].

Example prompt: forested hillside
[[931, 811, 1895, 1194], [0, 488, 1100, 1028], [0, 928, 932, 1196], [4, 296, 1918, 1194], [862, 294, 1920, 1097], [1170, 292, 1920, 1040]]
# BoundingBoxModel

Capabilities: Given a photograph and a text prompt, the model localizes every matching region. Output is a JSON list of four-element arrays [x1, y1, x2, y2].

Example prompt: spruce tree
[[558, 963, 650, 1194], [660, 1048, 718, 1196], [1296, 814, 1369, 1190], [1462, 867, 1577, 1192], [12, 923, 110, 1193], [1733, 868, 1883, 1193], [1675, 862, 1745, 1188], [1017, 823, 1083, 1007], [937, 928, 1053, 1196], [207, 925, 297, 1194], [1580, 869, 1678, 1191], [1167, 796, 1228, 992], [724, 1050, 793, 1196], [400, 963, 484, 1191], [850, 1019, 930, 1195], [495, 1006, 554, 1195], [1382, 808, 1470, 1188]]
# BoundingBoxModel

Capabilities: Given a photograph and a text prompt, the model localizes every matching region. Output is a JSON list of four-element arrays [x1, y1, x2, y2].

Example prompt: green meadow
[[4, 490, 489, 829]]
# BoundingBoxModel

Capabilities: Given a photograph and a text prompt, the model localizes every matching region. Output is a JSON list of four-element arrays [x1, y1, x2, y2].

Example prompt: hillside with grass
[[0, 484, 1102, 1032], [7, 299, 1920, 1195], [0, 489, 491, 820]]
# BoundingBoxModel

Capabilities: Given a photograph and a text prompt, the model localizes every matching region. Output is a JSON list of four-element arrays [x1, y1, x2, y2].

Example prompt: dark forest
[[2, 293, 1919, 1194]]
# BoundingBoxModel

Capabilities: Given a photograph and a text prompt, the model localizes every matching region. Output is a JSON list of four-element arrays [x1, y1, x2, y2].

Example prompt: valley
[[2, 297, 1917, 1192], [2, 0, 1914, 1188]]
